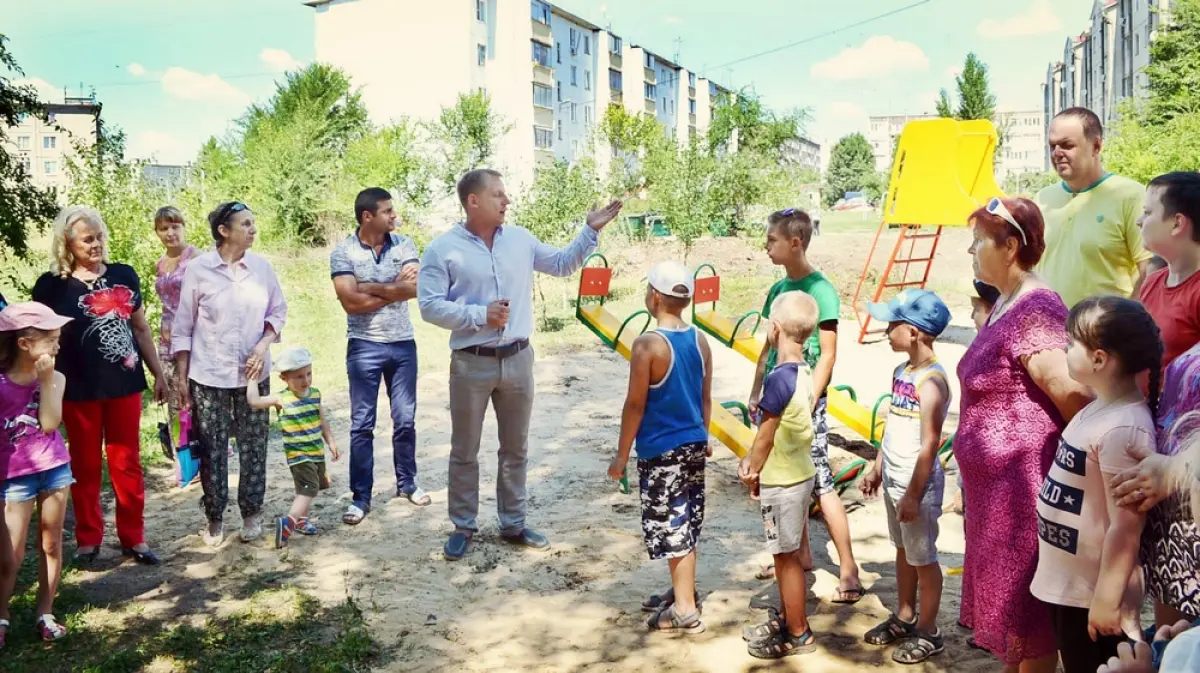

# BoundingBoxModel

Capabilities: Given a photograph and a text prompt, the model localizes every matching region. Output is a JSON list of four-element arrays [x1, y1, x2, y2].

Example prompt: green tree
[[821, 133, 877, 207], [646, 136, 718, 258], [707, 89, 810, 159], [340, 119, 433, 244], [935, 89, 953, 118], [1143, 0, 1200, 124], [429, 91, 510, 195], [935, 53, 1005, 160], [1002, 170, 1061, 197], [0, 34, 60, 258], [241, 63, 369, 153], [597, 104, 662, 197]]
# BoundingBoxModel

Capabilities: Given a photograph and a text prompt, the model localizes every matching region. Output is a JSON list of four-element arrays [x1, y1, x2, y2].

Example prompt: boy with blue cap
[[859, 289, 953, 664]]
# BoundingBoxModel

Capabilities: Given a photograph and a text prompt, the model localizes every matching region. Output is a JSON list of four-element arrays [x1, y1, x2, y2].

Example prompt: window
[[644, 52, 653, 69], [556, 81, 562, 102], [530, 0, 550, 24], [709, 82, 717, 97], [18, 155, 30, 173], [556, 43, 561, 64], [43, 160, 57, 174], [571, 102, 577, 122], [535, 126, 553, 148], [478, 44, 487, 66], [689, 72, 696, 87], [584, 70, 591, 91], [17, 136, 30, 150], [584, 35, 590, 54], [570, 28, 578, 55], [476, 0, 485, 21], [43, 136, 56, 149], [532, 42, 551, 66], [609, 69, 622, 91], [644, 83, 657, 99], [610, 36, 622, 55], [533, 83, 553, 108], [689, 99, 696, 115], [571, 66, 577, 86], [557, 120, 563, 140], [584, 106, 591, 124]]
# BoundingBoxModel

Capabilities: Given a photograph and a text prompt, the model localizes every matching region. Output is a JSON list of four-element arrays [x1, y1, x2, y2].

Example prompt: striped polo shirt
[[279, 387, 324, 465]]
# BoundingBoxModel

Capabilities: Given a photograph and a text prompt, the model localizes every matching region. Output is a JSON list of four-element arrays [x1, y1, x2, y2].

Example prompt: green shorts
[[290, 461, 329, 498]]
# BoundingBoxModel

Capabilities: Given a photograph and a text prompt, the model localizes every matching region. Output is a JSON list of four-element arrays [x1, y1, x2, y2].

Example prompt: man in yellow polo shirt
[[1035, 107, 1153, 308]]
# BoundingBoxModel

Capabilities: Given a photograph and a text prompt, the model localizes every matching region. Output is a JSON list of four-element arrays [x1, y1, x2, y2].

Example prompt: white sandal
[[37, 614, 67, 641]]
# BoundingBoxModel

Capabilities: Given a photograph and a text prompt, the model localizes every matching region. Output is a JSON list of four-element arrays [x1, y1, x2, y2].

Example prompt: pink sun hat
[[0, 302, 73, 332]]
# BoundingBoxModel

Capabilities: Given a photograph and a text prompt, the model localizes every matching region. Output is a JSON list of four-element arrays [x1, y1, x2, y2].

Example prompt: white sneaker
[[240, 516, 263, 542], [202, 524, 225, 548]]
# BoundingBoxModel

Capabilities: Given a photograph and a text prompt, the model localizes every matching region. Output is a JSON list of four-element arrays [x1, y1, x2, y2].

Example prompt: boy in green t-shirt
[[748, 207, 864, 603], [247, 347, 341, 549]]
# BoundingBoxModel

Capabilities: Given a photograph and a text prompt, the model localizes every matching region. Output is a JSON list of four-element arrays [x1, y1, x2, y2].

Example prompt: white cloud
[[259, 47, 301, 71], [127, 62, 146, 77], [810, 36, 930, 81], [14, 77, 60, 103], [977, 0, 1063, 39], [127, 130, 187, 162], [663, 15, 682, 24], [161, 67, 251, 106]]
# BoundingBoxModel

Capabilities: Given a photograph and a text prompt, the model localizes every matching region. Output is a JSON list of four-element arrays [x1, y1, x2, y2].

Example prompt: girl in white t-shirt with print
[[1031, 296, 1162, 673]]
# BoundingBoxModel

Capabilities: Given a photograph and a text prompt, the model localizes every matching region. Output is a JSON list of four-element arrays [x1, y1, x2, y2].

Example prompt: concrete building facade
[[1042, 0, 1175, 169], [866, 110, 1045, 180], [305, 0, 734, 190], [4, 95, 102, 194]]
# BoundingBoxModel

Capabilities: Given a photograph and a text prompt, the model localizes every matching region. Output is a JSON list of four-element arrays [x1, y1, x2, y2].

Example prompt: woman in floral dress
[[956, 197, 1092, 672], [32, 206, 169, 566]]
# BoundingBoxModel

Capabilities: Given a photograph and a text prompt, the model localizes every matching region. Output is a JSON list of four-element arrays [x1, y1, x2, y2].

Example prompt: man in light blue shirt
[[419, 168, 621, 560]]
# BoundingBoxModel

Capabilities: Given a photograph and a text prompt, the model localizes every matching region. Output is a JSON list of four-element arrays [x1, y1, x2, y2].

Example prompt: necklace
[[988, 273, 1029, 326], [908, 355, 936, 371]]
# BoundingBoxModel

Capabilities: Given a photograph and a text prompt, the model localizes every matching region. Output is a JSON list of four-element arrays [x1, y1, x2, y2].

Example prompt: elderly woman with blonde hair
[[31, 206, 167, 567]]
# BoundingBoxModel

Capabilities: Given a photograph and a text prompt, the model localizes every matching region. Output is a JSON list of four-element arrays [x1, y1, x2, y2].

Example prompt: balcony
[[535, 148, 556, 167], [644, 67, 656, 84], [531, 20, 553, 46], [644, 98, 656, 114], [688, 86, 696, 99], [689, 113, 696, 125], [610, 89, 623, 104], [610, 53, 623, 69], [534, 107, 554, 128], [532, 63, 554, 87]]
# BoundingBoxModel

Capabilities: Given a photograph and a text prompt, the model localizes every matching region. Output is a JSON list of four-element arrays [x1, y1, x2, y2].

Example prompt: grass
[[819, 208, 882, 233]]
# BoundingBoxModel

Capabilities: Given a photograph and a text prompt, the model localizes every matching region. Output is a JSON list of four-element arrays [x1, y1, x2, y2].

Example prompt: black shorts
[[1050, 603, 1128, 673], [290, 461, 329, 498], [637, 442, 706, 560]]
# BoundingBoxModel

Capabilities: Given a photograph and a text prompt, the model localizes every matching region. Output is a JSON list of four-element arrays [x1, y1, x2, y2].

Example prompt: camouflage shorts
[[811, 397, 833, 497], [637, 442, 707, 560]]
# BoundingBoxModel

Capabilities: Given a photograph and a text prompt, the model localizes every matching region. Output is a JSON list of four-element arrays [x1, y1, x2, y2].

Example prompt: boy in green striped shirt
[[248, 347, 341, 548]]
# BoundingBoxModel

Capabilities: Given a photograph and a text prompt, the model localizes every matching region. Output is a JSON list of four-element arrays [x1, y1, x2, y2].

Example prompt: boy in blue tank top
[[860, 289, 952, 664], [610, 261, 713, 635]]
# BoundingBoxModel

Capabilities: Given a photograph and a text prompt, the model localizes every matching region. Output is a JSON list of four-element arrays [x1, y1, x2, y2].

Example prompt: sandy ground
[[72, 228, 1015, 672]]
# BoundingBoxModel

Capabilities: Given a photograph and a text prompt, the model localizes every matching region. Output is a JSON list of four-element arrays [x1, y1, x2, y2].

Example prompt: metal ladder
[[851, 222, 944, 344]]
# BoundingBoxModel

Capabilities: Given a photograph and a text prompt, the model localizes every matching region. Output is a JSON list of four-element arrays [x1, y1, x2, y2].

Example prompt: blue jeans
[[347, 338, 418, 509]]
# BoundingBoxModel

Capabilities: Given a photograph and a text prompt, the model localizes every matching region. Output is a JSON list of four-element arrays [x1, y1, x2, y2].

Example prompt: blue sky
[[2, 0, 1095, 164]]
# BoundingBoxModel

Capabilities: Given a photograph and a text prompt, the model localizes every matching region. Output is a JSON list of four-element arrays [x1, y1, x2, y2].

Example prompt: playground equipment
[[575, 254, 757, 469], [690, 265, 888, 446], [851, 118, 1006, 343]]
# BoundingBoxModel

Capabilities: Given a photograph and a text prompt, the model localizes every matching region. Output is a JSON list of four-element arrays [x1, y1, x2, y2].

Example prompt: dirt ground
[[72, 228, 1005, 672]]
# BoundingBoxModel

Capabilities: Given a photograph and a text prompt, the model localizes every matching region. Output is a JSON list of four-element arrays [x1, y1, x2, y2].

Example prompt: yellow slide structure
[[690, 265, 888, 446], [576, 255, 756, 460]]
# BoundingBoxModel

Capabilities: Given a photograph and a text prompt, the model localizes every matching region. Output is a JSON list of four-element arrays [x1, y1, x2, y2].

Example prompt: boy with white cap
[[610, 261, 713, 635], [247, 346, 340, 548]]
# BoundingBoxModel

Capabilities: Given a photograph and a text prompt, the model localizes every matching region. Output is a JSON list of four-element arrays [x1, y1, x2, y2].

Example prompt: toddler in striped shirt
[[248, 346, 340, 548]]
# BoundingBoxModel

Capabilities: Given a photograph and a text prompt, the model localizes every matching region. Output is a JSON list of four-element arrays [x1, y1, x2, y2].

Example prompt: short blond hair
[[154, 205, 185, 227], [50, 206, 110, 278], [770, 291, 818, 343]]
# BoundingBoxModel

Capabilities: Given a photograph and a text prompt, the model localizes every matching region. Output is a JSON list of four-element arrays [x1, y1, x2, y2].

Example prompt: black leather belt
[[457, 339, 530, 359]]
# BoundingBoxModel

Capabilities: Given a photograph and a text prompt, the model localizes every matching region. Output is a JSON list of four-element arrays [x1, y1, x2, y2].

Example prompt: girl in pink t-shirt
[[1031, 296, 1162, 673], [0, 303, 74, 646]]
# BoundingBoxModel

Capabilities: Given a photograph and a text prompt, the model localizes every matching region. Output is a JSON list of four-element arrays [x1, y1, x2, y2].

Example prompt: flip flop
[[755, 564, 775, 580], [830, 585, 866, 604]]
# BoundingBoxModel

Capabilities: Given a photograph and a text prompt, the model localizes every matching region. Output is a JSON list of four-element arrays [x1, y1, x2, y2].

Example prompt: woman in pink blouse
[[172, 202, 287, 547], [152, 206, 198, 417]]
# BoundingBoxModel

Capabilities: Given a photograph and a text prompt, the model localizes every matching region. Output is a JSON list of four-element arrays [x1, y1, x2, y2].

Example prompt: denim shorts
[[0, 463, 74, 502]]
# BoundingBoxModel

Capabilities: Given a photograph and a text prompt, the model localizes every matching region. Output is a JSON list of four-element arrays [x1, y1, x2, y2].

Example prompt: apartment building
[[1042, 0, 1174, 169], [866, 110, 1045, 180], [4, 95, 102, 193], [306, 0, 731, 190]]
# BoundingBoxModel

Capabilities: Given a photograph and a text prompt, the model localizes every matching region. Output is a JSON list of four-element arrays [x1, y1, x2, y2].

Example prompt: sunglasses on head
[[985, 197, 1028, 246], [780, 208, 796, 217]]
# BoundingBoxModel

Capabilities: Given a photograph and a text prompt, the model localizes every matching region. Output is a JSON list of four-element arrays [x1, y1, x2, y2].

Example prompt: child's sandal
[[864, 613, 916, 645], [747, 627, 816, 659], [37, 614, 67, 642], [0, 618, 9, 649], [645, 604, 705, 634], [892, 630, 944, 664], [742, 607, 784, 642]]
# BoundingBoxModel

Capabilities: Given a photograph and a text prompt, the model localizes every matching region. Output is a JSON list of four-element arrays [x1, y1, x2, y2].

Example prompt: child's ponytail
[[1066, 296, 1164, 418]]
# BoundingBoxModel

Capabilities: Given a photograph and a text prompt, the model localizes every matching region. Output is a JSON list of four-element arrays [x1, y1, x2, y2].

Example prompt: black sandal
[[747, 627, 816, 659], [72, 547, 101, 567], [864, 613, 916, 645], [742, 608, 784, 642], [892, 630, 944, 664]]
